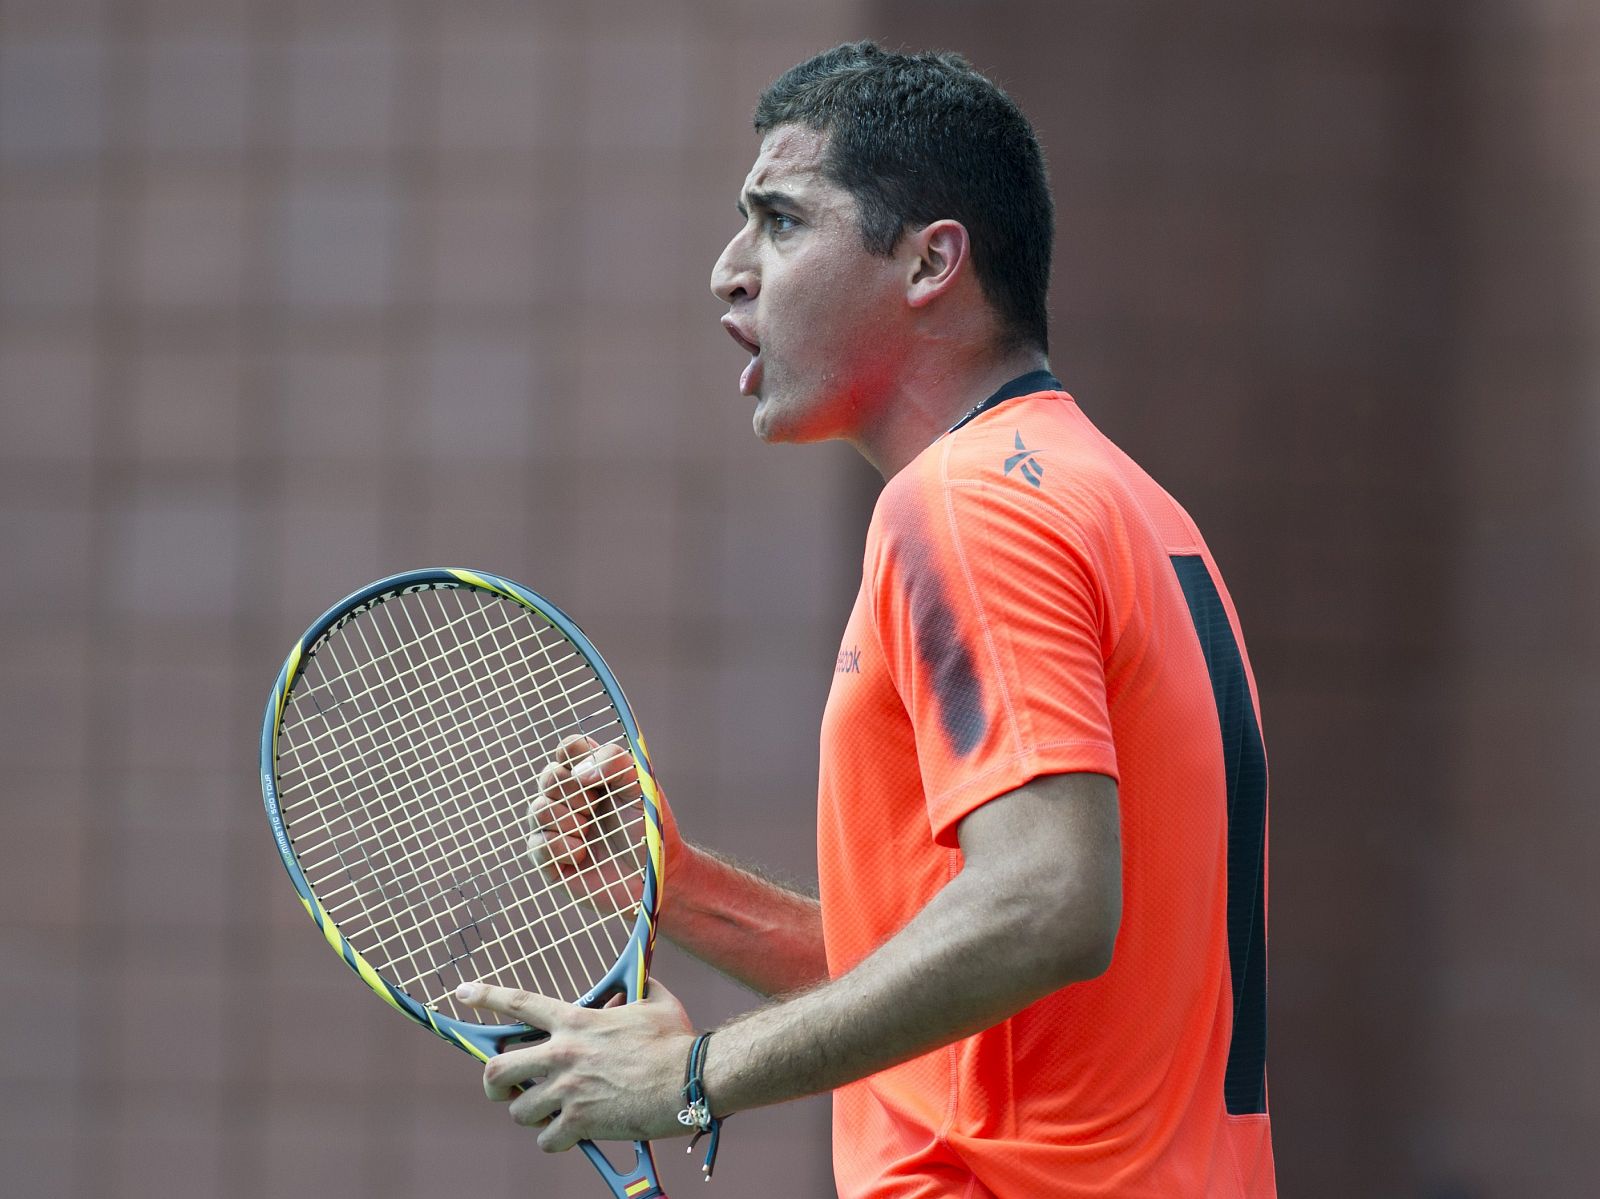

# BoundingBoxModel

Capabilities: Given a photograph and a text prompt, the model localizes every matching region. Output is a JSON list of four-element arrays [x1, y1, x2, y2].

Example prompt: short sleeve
[[867, 471, 1120, 846]]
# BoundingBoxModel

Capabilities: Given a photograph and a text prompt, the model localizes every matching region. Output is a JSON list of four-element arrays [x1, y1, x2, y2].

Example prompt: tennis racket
[[259, 568, 670, 1199]]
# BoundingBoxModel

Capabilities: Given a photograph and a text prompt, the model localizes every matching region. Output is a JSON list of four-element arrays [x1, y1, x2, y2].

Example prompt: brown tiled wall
[[3, 1, 1597, 1197], [0, 2, 868, 1195]]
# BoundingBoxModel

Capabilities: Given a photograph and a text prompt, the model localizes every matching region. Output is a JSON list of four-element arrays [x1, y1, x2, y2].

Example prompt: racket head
[[260, 568, 666, 1064]]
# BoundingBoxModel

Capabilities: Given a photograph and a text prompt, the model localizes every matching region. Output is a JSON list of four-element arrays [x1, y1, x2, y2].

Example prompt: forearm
[[476, 776, 1118, 1152], [661, 841, 829, 998], [703, 860, 1105, 1115]]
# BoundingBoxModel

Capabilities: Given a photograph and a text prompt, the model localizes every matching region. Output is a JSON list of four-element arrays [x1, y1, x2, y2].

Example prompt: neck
[[850, 344, 1052, 479]]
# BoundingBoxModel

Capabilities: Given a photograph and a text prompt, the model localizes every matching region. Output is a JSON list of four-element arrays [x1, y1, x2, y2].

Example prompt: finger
[[538, 1111, 583, 1154], [455, 983, 568, 1033], [552, 734, 603, 768], [575, 745, 643, 857], [483, 1044, 556, 1103], [536, 757, 584, 800], [530, 759, 595, 870], [507, 1079, 562, 1128], [534, 768, 598, 832], [526, 795, 591, 868], [573, 741, 640, 800]]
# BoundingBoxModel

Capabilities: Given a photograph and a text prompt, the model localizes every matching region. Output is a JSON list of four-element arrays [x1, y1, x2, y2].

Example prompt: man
[[458, 42, 1279, 1196]]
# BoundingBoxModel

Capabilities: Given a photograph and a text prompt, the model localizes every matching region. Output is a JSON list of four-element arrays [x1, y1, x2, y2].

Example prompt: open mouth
[[722, 316, 760, 357], [721, 316, 763, 395]]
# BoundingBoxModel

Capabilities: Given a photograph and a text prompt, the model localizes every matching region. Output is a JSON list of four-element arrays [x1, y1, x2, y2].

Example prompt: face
[[709, 126, 909, 445]]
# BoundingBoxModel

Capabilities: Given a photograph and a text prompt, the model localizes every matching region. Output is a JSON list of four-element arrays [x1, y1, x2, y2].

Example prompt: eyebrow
[[736, 188, 802, 219]]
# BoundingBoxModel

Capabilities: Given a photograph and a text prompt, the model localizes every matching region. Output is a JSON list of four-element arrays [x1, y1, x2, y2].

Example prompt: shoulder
[[865, 400, 1116, 576], [922, 395, 1131, 539], [944, 393, 1114, 486]]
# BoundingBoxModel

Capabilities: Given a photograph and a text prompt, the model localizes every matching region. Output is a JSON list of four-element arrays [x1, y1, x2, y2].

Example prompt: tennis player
[[464, 42, 1279, 1197]]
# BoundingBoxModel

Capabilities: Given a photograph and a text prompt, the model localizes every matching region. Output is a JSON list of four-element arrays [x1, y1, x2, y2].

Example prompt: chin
[[749, 380, 842, 446], [750, 396, 798, 444], [750, 399, 781, 442]]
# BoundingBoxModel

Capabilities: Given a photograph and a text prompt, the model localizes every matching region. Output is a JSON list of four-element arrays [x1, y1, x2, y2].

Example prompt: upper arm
[[955, 771, 1122, 978]]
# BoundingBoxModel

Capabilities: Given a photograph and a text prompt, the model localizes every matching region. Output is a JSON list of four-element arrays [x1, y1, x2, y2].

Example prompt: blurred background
[[1, 0, 1595, 1195]]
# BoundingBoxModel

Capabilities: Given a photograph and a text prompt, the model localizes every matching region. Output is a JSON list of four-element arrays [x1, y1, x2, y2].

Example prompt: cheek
[[784, 267, 891, 362]]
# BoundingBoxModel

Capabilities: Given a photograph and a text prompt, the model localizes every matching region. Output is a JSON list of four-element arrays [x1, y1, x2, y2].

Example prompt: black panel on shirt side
[[1170, 553, 1269, 1117]]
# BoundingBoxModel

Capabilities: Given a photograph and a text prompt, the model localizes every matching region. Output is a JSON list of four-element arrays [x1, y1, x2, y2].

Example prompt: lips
[[721, 315, 763, 397], [722, 316, 760, 357]]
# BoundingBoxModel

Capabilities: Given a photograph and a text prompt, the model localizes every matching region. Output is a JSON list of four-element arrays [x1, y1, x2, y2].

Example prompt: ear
[[905, 219, 970, 309]]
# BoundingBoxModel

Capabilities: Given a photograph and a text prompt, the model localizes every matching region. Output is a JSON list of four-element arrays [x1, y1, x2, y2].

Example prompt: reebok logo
[[835, 646, 861, 674], [1003, 431, 1044, 488]]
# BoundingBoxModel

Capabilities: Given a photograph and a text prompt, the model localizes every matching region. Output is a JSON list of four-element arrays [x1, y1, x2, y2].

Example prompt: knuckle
[[558, 734, 596, 760], [539, 775, 575, 805], [563, 1004, 592, 1027], [546, 1041, 575, 1069]]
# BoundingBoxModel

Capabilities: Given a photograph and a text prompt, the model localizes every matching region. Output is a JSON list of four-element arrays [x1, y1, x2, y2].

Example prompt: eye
[[764, 211, 798, 235]]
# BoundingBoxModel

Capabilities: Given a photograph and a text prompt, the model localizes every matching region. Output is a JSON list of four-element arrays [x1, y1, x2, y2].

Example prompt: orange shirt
[[817, 377, 1277, 1197]]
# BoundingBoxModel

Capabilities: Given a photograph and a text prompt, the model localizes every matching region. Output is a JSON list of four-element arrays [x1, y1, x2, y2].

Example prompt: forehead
[[740, 124, 833, 198]]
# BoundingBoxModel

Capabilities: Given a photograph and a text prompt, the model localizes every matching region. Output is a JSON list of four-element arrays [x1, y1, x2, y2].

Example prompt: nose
[[710, 228, 757, 305]]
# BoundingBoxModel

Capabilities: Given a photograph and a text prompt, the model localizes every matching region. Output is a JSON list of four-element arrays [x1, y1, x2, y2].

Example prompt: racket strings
[[291, 597, 548, 931], [297, 708, 620, 916], [284, 605, 543, 1003], [353, 585, 640, 998], [292, 589, 588, 868], [278, 612, 603, 814], [287, 598, 635, 1011], [371, 587, 644, 992], [291, 587, 524, 715], [282, 649, 612, 819], [350, 585, 636, 998], [317, 797, 646, 971], [288, 643, 616, 901], [389, 847, 645, 996], [290, 594, 501, 727], [275, 586, 649, 1022]]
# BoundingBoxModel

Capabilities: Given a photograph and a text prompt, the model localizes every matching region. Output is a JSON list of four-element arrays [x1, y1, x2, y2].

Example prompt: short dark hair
[[755, 41, 1053, 354]]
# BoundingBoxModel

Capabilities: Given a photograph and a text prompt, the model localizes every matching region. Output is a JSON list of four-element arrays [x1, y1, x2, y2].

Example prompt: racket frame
[[260, 567, 668, 1199]]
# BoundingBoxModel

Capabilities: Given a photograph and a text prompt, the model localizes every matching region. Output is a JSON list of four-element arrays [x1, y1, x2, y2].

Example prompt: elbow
[[1066, 921, 1118, 982], [969, 859, 1121, 991], [1037, 878, 1121, 986], [1055, 908, 1119, 984]]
